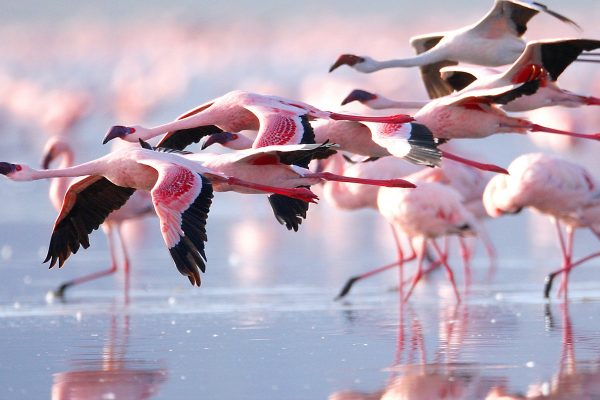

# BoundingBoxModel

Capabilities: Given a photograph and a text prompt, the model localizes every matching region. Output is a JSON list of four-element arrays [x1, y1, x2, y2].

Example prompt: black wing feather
[[168, 175, 213, 286], [44, 178, 135, 268], [157, 125, 223, 151], [541, 39, 600, 81]]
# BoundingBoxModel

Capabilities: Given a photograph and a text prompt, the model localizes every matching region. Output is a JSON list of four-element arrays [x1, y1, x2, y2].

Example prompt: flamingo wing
[[137, 158, 213, 286], [226, 143, 337, 166], [366, 122, 441, 167], [410, 34, 457, 99], [451, 80, 540, 107], [44, 176, 135, 268], [157, 125, 224, 151], [245, 104, 313, 148], [439, 66, 499, 92]]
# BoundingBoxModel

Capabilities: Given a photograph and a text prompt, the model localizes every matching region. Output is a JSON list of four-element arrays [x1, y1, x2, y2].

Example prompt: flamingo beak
[[329, 54, 365, 73], [340, 89, 377, 106], [0, 162, 17, 175], [201, 132, 236, 150], [102, 126, 134, 144]]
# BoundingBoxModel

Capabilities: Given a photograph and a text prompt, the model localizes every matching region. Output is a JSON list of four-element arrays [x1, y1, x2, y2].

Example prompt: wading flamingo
[[482, 153, 600, 298], [42, 137, 155, 298], [329, 0, 580, 98]]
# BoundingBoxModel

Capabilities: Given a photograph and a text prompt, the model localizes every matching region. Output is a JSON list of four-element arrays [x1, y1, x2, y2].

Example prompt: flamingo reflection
[[51, 314, 167, 400]]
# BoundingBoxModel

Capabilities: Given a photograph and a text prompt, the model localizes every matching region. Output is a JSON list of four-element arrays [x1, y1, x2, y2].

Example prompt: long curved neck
[[372, 48, 447, 70], [49, 151, 75, 210], [30, 158, 104, 180], [368, 96, 429, 111]]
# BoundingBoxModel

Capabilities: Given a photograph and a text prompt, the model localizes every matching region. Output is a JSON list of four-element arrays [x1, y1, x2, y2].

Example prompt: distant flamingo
[[378, 181, 476, 303], [0, 144, 319, 286], [102, 90, 414, 148], [341, 84, 600, 142], [439, 38, 600, 111], [482, 153, 600, 298], [333, 157, 493, 299], [42, 137, 154, 298], [329, 0, 579, 98]]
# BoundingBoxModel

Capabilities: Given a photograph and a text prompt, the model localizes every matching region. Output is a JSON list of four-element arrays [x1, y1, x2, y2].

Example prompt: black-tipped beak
[[0, 162, 17, 175], [201, 132, 236, 150], [103, 126, 133, 144], [329, 54, 365, 73], [340, 89, 377, 106]]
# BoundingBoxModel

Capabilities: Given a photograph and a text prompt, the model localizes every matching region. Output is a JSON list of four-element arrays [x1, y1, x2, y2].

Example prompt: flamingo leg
[[52, 226, 118, 298], [403, 238, 426, 303], [459, 237, 473, 288], [440, 150, 508, 174], [477, 223, 497, 281], [527, 123, 600, 141], [390, 224, 405, 300], [544, 246, 600, 298], [431, 239, 461, 303], [303, 171, 415, 189], [336, 225, 416, 300], [218, 176, 319, 203], [557, 225, 574, 298], [328, 112, 413, 124], [117, 225, 131, 304]]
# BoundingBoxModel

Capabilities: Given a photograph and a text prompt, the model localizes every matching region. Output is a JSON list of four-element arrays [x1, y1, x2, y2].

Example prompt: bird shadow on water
[[50, 312, 168, 400]]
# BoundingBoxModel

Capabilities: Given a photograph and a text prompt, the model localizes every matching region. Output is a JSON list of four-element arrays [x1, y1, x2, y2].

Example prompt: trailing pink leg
[[528, 123, 600, 141], [223, 177, 319, 203], [557, 226, 574, 298], [304, 171, 416, 188], [328, 112, 414, 124], [459, 237, 473, 288], [440, 150, 508, 174], [118, 226, 131, 305], [432, 239, 461, 303]]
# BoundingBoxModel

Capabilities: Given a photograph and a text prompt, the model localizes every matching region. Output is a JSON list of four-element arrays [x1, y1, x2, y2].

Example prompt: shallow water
[[1, 209, 600, 400]]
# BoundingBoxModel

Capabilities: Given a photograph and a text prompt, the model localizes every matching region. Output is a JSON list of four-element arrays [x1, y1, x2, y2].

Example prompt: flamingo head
[[329, 54, 366, 73], [41, 137, 73, 169], [482, 175, 523, 217], [102, 125, 139, 144], [340, 89, 378, 106], [0, 162, 34, 181], [201, 132, 241, 150]]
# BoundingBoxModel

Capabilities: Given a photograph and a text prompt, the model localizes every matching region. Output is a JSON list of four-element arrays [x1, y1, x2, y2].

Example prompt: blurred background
[[2, 1, 600, 399]]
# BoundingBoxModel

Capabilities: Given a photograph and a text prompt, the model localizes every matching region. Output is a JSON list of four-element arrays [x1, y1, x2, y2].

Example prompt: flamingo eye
[[231, 134, 239, 140], [15, 165, 22, 171]]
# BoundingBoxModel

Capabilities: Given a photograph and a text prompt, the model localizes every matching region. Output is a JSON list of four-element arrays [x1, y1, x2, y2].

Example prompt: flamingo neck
[[30, 159, 103, 180], [142, 109, 216, 141], [373, 49, 446, 70], [49, 151, 75, 210], [368, 97, 428, 111]]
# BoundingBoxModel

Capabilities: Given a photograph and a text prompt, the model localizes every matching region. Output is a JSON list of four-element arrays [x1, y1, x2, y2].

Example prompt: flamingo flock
[[1, 0, 600, 306]]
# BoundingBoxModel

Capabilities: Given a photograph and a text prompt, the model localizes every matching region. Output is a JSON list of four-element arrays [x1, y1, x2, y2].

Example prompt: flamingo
[[0, 143, 319, 286], [341, 83, 600, 142], [333, 157, 494, 299], [328, 0, 580, 98], [42, 137, 155, 298], [102, 90, 414, 148], [102, 90, 414, 231], [482, 153, 600, 298], [439, 38, 600, 112], [377, 180, 477, 303]]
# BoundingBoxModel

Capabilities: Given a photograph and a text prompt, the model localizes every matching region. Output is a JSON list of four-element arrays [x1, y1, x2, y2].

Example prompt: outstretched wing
[[449, 79, 540, 107], [227, 143, 337, 166], [410, 34, 457, 99], [137, 158, 213, 286], [44, 176, 135, 268], [366, 122, 441, 167], [157, 125, 224, 151], [246, 104, 312, 148]]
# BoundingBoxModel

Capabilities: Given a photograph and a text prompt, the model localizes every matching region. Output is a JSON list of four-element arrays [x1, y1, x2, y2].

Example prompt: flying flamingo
[[0, 143, 320, 286], [482, 153, 600, 298], [329, 0, 580, 98], [102, 90, 414, 147], [341, 83, 600, 142], [102, 90, 414, 231], [42, 137, 155, 298], [439, 38, 600, 112]]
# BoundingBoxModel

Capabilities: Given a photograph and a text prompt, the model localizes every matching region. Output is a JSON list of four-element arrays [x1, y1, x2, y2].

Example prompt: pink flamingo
[[328, 0, 579, 98], [341, 84, 600, 142], [102, 90, 414, 148], [378, 180, 477, 303], [42, 137, 155, 298], [482, 153, 600, 298], [0, 143, 319, 286], [439, 38, 600, 112]]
